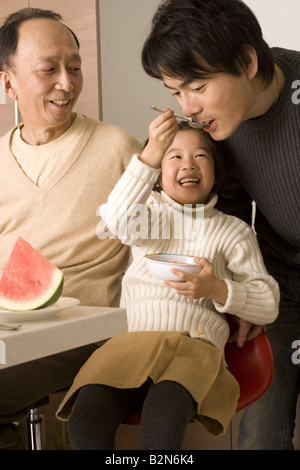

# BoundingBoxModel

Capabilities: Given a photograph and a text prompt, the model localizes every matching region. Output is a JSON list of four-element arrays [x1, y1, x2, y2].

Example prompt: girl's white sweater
[[99, 155, 279, 350]]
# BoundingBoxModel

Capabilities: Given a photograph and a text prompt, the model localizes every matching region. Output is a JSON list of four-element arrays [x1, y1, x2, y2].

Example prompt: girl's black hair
[[142, 0, 274, 88], [0, 8, 80, 71]]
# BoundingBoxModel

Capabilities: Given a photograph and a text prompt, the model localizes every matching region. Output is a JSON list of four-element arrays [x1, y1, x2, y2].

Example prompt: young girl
[[56, 109, 279, 450]]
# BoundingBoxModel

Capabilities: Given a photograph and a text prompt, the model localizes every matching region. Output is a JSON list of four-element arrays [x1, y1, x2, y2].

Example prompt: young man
[[0, 8, 142, 448], [141, 0, 300, 450]]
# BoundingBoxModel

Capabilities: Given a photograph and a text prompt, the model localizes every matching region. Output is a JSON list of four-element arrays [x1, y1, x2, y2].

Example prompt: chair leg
[[229, 420, 233, 450], [26, 407, 44, 450]]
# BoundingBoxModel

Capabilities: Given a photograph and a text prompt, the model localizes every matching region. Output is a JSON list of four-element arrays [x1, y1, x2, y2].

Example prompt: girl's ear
[[153, 176, 162, 192], [0, 71, 18, 101]]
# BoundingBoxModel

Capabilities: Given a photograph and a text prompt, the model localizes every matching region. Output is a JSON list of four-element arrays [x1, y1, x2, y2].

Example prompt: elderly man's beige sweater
[[0, 115, 142, 307]]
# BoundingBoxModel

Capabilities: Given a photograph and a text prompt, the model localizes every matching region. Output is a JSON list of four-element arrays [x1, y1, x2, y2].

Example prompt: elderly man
[[0, 8, 141, 448]]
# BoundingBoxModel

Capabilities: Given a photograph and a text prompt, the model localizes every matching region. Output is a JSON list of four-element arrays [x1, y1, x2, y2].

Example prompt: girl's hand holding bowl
[[144, 253, 203, 282]]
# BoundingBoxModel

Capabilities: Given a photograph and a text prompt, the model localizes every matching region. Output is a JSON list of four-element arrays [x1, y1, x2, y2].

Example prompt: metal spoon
[[0, 322, 22, 331], [151, 105, 209, 130]]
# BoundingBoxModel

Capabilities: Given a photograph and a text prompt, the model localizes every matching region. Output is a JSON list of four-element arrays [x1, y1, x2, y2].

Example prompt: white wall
[[99, 0, 170, 143], [244, 0, 300, 50], [99, 0, 300, 142]]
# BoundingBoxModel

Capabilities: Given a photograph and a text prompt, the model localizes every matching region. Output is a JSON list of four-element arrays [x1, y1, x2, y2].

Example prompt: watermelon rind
[[0, 269, 64, 311], [0, 238, 65, 311], [35, 275, 64, 309]]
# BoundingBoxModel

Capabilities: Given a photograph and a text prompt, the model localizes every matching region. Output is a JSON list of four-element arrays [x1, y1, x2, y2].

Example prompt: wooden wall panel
[[0, 1, 28, 137], [0, 0, 101, 137]]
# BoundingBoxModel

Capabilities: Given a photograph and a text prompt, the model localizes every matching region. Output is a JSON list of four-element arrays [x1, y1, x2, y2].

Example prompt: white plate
[[0, 297, 80, 322]]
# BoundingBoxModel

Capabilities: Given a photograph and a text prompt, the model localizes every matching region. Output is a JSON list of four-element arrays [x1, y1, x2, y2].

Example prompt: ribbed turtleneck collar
[[159, 191, 219, 218]]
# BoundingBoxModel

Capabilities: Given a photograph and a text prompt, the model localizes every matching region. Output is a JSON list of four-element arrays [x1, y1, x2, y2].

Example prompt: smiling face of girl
[[160, 128, 216, 206]]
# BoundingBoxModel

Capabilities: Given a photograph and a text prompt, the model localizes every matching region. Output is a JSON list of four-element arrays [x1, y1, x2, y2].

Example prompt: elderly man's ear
[[0, 71, 17, 101]]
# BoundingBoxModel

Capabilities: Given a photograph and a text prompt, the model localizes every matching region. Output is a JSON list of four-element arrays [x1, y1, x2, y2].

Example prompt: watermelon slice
[[0, 237, 64, 311]]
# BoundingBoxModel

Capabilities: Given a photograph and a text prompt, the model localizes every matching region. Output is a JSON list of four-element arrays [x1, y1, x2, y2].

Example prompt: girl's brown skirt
[[56, 331, 239, 436]]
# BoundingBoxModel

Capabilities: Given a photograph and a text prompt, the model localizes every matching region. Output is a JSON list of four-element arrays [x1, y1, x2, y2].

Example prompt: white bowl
[[145, 253, 202, 281]]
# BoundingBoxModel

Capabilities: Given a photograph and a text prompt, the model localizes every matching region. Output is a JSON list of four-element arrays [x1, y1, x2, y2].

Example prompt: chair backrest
[[225, 327, 274, 412]]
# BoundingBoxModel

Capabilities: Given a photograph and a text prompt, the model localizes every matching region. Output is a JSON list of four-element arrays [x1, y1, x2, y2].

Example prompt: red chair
[[123, 319, 274, 425], [225, 325, 273, 412], [27, 319, 274, 448]]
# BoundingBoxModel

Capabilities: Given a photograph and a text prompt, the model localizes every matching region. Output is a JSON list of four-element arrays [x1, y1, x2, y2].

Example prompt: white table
[[0, 305, 127, 369]]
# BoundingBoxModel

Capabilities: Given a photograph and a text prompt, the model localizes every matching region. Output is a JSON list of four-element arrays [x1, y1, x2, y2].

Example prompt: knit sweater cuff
[[127, 154, 161, 185], [213, 278, 247, 315]]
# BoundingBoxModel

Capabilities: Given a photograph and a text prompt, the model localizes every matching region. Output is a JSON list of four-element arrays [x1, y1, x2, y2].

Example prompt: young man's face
[[162, 71, 257, 141]]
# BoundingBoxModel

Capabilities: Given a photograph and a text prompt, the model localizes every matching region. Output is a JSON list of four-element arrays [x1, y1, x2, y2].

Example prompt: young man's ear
[[0, 71, 18, 101], [243, 45, 259, 80]]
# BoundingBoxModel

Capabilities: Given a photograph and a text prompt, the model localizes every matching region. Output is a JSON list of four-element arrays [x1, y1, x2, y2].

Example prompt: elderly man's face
[[4, 18, 83, 142]]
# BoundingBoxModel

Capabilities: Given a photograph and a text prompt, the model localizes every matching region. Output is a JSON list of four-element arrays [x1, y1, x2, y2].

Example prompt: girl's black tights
[[67, 379, 197, 450]]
